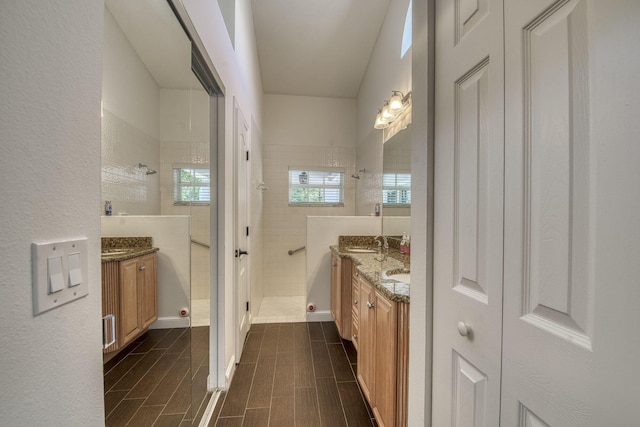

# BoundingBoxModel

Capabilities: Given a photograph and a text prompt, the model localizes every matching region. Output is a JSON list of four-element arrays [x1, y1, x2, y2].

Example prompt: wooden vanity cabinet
[[103, 252, 157, 355], [351, 265, 360, 350], [357, 275, 409, 427], [357, 277, 375, 402], [330, 253, 352, 340]]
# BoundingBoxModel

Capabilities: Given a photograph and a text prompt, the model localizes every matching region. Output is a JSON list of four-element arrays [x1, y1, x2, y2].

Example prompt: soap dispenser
[[400, 233, 407, 254]]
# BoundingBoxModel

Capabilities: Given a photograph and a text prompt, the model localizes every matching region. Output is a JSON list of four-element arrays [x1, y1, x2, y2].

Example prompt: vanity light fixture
[[373, 91, 412, 130], [374, 110, 390, 129]]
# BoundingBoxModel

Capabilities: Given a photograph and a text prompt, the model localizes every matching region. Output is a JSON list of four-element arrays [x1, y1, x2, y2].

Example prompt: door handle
[[235, 249, 249, 257], [457, 321, 472, 337]]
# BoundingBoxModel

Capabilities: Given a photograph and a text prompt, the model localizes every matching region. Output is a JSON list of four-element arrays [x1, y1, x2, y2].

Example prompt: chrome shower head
[[137, 163, 157, 175], [351, 168, 366, 179]]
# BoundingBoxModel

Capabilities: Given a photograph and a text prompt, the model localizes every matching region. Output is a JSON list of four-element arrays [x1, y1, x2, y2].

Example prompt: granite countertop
[[101, 236, 159, 263], [330, 244, 410, 304]]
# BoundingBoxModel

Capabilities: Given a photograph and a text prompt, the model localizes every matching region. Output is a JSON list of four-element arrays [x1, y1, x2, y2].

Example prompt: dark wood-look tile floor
[[104, 327, 211, 427], [209, 322, 376, 427]]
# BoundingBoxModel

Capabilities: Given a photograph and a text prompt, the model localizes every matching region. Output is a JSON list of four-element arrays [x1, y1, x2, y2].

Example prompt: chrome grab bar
[[191, 239, 210, 249], [288, 246, 306, 255]]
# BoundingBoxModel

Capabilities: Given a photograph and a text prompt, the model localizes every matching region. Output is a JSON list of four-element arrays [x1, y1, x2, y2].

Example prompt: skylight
[[401, 1, 412, 58]]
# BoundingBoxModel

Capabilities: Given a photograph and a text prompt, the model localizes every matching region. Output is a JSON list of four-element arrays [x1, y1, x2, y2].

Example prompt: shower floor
[[253, 296, 306, 324]]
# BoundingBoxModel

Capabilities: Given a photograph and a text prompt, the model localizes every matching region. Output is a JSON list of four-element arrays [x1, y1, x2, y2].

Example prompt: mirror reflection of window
[[173, 166, 211, 205], [383, 173, 411, 206]]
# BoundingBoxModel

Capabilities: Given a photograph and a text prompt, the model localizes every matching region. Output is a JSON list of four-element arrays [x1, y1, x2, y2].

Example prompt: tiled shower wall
[[101, 9, 161, 215], [262, 144, 356, 296], [262, 94, 358, 297], [101, 109, 161, 215], [159, 89, 210, 301]]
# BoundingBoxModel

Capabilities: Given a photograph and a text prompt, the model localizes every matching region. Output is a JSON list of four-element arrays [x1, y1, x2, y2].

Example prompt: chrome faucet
[[374, 235, 388, 261]]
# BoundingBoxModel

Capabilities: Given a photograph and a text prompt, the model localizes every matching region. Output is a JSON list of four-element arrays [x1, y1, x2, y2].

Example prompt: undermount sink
[[102, 251, 129, 256], [383, 268, 411, 284], [386, 272, 411, 284], [347, 248, 378, 253]]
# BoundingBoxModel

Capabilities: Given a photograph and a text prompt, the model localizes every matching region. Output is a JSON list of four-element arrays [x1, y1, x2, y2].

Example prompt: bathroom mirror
[[381, 125, 411, 236], [102, 0, 213, 424], [382, 125, 411, 241]]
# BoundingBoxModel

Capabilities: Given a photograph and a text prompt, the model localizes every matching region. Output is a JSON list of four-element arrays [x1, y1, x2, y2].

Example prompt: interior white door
[[431, 0, 505, 424], [234, 100, 250, 358], [501, 0, 640, 425]]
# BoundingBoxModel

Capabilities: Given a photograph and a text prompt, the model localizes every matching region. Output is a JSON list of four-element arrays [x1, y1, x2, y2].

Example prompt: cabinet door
[[351, 269, 360, 349], [138, 253, 157, 329], [330, 254, 342, 333], [373, 291, 397, 427], [119, 258, 142, 347], [357, 277, 375, 403], [339, 257, 352, 340]]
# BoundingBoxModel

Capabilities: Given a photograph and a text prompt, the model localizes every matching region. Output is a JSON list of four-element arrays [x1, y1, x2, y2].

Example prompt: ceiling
[[106, 0, 199, 90], [251, 0, 390, 98], [107, 0, 390, 98]]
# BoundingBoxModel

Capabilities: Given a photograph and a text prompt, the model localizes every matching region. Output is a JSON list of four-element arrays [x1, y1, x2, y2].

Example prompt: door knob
[[457, 321, 471, 337]]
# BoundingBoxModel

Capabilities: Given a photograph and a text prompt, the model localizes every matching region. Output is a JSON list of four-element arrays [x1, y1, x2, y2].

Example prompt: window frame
[[382, 172, 411, 207], [173, 165, 211, 206], [288, 167, 345, 207]]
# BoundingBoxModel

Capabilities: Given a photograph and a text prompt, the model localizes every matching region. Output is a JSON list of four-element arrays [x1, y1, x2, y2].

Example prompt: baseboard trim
[[198, 389, 222, 427], [225, 355, 236, 388], [306, 310, 333, 322], [149, 316, 190, 329]]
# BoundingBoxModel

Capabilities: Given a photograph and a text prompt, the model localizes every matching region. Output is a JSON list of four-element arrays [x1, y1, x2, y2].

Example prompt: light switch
[[32, 237, 89, 315], [68, 253, 82, 287], [47, 256, 64, 294]]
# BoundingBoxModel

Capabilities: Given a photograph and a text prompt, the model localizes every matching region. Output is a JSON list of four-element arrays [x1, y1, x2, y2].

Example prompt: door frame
[[233, 98, 251, 361]]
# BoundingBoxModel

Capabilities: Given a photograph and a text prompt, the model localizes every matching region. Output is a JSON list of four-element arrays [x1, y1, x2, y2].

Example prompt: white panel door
[[502, 0, 640, 425], [234, 100, 250, 359], [432, 0, 504, 424]]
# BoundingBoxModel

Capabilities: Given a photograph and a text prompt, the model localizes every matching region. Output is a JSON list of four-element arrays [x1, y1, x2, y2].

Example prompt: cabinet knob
[[367, 301, 375, 309], [352, 334, 358, 340], [354, 300, 358, 305], [457, 321, 471, 337], [139, 265, 146, 271]]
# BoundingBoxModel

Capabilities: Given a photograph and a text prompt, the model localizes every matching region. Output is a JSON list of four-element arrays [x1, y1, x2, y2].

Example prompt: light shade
[[374, 110, 389, 129], [381, 101, 394, 121], [388, 91, 404, 113]]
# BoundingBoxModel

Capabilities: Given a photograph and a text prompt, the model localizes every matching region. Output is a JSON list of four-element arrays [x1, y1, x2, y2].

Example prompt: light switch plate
[[32, 238, 89, 315]]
